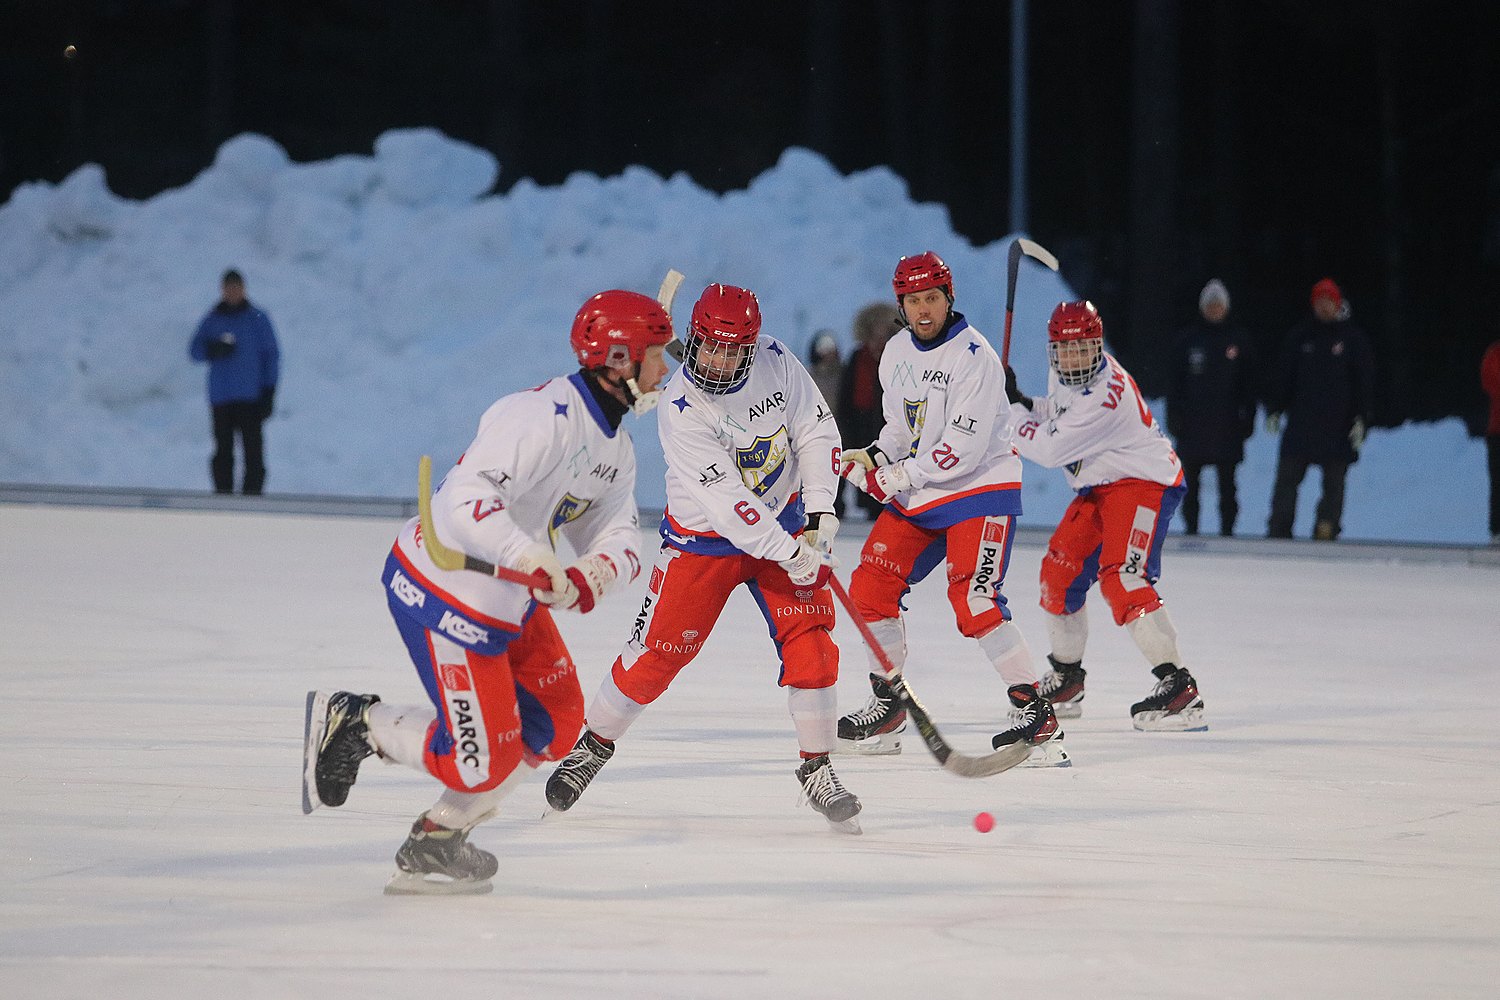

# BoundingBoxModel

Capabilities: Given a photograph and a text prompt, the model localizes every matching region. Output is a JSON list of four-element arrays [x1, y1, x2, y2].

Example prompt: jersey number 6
[[734, 500, 761, 525]]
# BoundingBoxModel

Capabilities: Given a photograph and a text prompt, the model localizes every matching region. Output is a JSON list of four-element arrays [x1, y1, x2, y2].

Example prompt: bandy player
[[545, 283, 864, 833], [837, 251, 1067, 766], [1006, 300, 1206, 732], [302, 289, 672, 894]]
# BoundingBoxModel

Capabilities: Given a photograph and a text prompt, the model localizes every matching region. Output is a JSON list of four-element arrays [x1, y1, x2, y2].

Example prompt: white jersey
[[386, 373, 643, 645], [1011, 353, 1183, 491], [873, 314, 1024, 528], [658, 336, 840, 562]]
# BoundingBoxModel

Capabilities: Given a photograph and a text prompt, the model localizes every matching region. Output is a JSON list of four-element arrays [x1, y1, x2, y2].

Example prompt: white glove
[[559, 552, 619, 614], [1265, 412, 1283, 435], [515, 542, 578, 607], [803, 512, 838, 555], [842, 459, 911, 504], [778, 537, 833, 589], [839, 444, 888, 472], [1349, 417, 1366, 450]]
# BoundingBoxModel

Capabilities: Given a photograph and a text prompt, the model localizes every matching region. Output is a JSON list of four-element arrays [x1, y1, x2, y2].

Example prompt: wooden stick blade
[[417, 455, 465, 572]]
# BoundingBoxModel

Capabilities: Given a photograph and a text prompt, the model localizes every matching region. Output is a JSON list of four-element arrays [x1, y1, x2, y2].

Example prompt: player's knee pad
[[1039, 548, 1088, 616], [424, 721, 526, 794], [850, 559, 907, 622], [779, 627, 839, 689], [1099, 572, 1162, 627]]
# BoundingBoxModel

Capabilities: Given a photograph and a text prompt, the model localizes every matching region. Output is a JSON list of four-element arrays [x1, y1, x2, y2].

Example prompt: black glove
[[1003, 364, 1033, 411], [258, 386, 275, 420], [205, 332, 237, 360]]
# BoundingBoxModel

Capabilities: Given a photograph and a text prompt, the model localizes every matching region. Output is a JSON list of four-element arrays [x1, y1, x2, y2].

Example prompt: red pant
[[1039, 480, 1178, 626], [399, 607, 584, 794], [609, 545, 839, 705], [850, 512, 1017, 637]]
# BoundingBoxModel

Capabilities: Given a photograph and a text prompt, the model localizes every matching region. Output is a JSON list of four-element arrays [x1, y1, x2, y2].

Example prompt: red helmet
[[570, 290, 674, 370], [1047, 300, 1105, 386], [892, 251, 954, 302], [685, 284, 761, 393]]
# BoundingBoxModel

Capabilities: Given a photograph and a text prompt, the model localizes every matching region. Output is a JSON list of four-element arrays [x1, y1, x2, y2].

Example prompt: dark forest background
[[3, 0, 1497, 429]]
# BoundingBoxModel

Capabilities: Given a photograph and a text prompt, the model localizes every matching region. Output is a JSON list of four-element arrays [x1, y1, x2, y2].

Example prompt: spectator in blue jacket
[[189, 269, 280, 494]]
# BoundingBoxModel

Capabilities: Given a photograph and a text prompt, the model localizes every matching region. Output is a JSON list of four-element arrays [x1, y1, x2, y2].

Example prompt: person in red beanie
[[1264, 278, 1375, 540], [1482, 338, 1500, 543]]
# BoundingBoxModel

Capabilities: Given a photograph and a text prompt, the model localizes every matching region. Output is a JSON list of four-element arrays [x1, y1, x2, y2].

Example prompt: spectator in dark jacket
[[1264, 278, 1375, 540], [189, 269, 281, 495], [836, 302, 900, 519], [1167, 279, 1257, 536]]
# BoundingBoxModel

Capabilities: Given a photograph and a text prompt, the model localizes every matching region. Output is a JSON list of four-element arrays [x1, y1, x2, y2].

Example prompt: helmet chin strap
[[625, 377, 660, 415]]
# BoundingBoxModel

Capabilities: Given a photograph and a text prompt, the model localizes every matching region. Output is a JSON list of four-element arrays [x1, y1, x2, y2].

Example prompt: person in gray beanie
[[1166, 279, 1258, 536]]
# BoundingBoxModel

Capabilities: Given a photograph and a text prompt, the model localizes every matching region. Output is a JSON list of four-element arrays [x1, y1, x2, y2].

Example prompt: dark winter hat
[[221, 268, 244, 285], [1310, 278, 1342, 308]]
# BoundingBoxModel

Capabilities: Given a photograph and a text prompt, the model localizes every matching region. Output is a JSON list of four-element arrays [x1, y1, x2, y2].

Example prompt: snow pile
[[0, 129, 1486, 542]]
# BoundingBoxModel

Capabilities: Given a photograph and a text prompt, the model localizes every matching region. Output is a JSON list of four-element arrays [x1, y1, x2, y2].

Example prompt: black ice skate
[[795, 753, 862, 834], [1130, 664, 1207, 732], [384, 816, 499, 896], [835, 673, 907, 755], [544, 730, 615, 812], [992, 684, 1070, 767], [301, 690, 380, 814], [1036, 655, 1087, 719]]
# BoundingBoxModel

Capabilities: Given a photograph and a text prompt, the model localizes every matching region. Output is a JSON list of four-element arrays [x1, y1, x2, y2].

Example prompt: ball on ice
[[973, 811, 995, 833]]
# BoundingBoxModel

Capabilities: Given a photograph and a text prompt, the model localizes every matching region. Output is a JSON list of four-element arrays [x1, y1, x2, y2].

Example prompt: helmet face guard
[[1047, 300, 1105, 387], [685, 284, 761, 394]]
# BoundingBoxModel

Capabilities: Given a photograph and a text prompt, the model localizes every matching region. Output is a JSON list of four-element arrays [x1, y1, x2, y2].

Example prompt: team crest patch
[[736, 427, 790, 497], [548, 493, 592, 546], [904, 398, 927, 457]]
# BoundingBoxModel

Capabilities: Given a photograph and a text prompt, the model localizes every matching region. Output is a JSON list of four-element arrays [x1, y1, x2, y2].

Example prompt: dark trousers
[[1267, 456, 1348, 539], [210, 401, 266, 495], [1488, 436, 1500, 537], [1181, 460, 1239, 536]]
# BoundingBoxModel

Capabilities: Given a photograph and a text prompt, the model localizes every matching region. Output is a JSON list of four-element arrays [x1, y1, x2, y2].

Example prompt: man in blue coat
[[1264, 278, 1375, 540], [189, 269, 280, 494]]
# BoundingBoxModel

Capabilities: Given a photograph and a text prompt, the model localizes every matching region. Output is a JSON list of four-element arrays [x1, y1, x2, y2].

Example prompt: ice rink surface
[[3, 504, 1498, 999]]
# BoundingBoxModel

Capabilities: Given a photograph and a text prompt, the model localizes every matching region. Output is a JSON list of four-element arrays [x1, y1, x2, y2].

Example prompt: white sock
[[863, 617, 907, 678], [1125, 606, 1182, 668], [367, 702, 435, 772], [1045, 607, 1090, 664], [787, 685, 837, 755], [977, 620, 1036, 687], [583, 674, 647, 742], [423, 767, 528, 831]]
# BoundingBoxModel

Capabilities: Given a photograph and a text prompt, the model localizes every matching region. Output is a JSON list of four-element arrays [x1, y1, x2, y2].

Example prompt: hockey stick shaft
[[657, 268, 689, 362], [826, 574, 1031, 778], [417, 455, 552, 591], [1001, 237, 1060, 366]]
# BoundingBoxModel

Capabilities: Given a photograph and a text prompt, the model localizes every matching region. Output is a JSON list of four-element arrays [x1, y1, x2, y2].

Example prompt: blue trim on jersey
[[908, 313, 970, 353], [893, 485, 1023, 531], [382, 550, 521, 657], [660, 494, 807, 556], [567, 372, 618, 438]]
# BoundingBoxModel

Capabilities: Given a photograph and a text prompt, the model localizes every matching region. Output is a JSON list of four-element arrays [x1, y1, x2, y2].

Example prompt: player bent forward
[[544, 283, 863, 833], [837, 251, 1066, 765], [301, 289, 673, 893], [1006, 300, 1206, 731]]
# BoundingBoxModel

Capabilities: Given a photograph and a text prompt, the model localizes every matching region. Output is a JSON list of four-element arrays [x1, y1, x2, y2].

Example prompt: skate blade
[[825, 816, 863, 835], [1050, 699, 1083, 720], [383, 871, 494, 896], [1132, 705, 1208, 732], [1022, 740, 1073, 768], [300, 690, 330, 815]]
